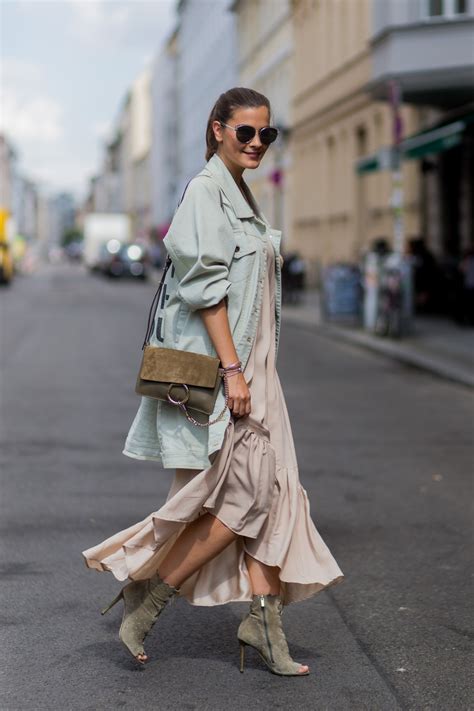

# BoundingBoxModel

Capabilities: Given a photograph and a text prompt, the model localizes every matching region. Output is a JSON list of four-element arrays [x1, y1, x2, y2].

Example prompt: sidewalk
[[282, 289, 474, 389]]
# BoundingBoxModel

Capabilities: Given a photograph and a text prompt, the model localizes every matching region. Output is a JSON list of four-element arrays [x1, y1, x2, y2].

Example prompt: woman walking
[[82, 87, 343, 676]]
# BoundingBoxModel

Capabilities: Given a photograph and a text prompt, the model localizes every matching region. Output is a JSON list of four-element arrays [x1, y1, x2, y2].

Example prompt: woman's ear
[[212, 120, 223, 145]]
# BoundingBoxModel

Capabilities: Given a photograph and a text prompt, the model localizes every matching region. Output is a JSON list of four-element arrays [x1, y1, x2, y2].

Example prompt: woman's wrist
[[219, 360, 243, 379], [221, 359, 241, 370]]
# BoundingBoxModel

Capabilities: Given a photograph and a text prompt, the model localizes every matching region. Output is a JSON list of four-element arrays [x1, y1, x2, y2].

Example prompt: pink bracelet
[[223, 368, 242, 378], [222, 360, 241, 371], [219, 363, 243, 378]]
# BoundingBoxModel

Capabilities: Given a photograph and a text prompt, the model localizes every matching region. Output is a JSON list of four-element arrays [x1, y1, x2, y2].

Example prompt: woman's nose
[[248, 133, 263, 150]]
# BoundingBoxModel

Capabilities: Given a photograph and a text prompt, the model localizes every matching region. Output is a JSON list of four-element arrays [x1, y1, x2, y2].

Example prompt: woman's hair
[[205, 87, 272, 161]]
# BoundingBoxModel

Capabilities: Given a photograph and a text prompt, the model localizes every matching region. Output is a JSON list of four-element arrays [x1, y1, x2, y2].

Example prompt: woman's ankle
[[251, 588, 280, 596], [157, 568, 181, 589]]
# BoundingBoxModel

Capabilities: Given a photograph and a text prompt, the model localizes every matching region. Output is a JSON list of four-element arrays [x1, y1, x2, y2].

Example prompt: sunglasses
[[220, 122, 279, 145]]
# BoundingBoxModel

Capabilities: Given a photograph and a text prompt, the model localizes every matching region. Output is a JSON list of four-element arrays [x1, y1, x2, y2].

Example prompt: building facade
[[290, 0, 422, 283], [366, 0, 474, 260], [130, 68, 153, 241], [175, 0, 238, 196], [0, 134, 17, 213], [290, 0, 474, 284], [150, 28, 179, 235], [231, 0, 293, 242]]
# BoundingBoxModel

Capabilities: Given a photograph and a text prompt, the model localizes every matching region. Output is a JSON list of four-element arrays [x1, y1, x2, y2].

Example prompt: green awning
[[355, 112, 474, 173], [401, 119, 465, 159], [356, 146, 396, 174], [356, 155, 380, 174]]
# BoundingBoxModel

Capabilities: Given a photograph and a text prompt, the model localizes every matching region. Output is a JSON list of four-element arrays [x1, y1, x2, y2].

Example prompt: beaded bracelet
[[218, 360, 243, 379], [222, 360, 241, 371]]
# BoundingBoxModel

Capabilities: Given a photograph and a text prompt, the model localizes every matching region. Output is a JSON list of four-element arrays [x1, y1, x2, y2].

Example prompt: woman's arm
[[199, 299, 251, 418], [163, 178, 249, 416]]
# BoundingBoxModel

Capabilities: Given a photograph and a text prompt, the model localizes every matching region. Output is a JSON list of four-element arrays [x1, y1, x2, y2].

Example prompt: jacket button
[[235, 245, 240, 251]]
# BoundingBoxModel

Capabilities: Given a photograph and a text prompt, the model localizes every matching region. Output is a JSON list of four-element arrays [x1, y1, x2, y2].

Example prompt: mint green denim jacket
[[123, 153, 282, 469]]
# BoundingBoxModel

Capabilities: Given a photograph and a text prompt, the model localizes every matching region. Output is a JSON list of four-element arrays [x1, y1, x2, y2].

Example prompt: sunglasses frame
[[219, 122, 279, 145]]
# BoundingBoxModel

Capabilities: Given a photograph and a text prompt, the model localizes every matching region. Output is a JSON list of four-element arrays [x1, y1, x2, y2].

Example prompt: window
[[428, 0, 443, 14], [454, 0, 467, 13], [423, 0, 468, 17]]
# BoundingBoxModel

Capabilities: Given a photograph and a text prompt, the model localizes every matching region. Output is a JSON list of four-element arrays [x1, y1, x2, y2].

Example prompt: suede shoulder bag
[[135, 181, 236, 427]]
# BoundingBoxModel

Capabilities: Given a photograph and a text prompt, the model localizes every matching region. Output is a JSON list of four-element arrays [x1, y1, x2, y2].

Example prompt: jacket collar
[[201, 153, 258, 220]]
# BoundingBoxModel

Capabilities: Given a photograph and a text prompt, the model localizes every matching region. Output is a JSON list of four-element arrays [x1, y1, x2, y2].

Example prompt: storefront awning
[[355, 112, 474, 173], [355, 146, 396, 174], [401, 119, 465, 159]]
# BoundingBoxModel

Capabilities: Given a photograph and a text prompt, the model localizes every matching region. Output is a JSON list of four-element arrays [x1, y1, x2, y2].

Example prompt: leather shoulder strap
[[141, 179, 192, 350]]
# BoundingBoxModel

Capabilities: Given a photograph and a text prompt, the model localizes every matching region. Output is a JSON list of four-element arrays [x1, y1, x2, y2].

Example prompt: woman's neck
[[216, 150, 244, 186]]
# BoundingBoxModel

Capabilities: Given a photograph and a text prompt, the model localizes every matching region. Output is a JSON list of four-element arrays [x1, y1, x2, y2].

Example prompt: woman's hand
[[226, 372, 251, 418], [198, 298, 251, 418]]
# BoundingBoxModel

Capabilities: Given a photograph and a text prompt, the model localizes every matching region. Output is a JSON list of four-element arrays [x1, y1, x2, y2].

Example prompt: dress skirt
[[82, 235, 344, 605]]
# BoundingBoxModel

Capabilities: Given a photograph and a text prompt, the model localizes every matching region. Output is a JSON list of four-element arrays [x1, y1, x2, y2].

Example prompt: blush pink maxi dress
[[82, 233, 344, 605]]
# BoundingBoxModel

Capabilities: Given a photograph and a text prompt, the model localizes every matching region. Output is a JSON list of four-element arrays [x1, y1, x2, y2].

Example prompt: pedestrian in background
[[82, 87, 343, 676]]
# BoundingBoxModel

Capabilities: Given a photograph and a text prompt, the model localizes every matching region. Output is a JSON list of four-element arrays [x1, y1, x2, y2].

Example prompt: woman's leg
[[158, 512, 238, 588], [159, 468, 238, 587], [158, 512, 309, 674], [243, 552, 309, 674], [244, 552, 280, 595]]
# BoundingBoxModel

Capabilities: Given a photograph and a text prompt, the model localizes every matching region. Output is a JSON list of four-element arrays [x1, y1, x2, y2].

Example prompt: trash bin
[[322, 263, 362, 322]]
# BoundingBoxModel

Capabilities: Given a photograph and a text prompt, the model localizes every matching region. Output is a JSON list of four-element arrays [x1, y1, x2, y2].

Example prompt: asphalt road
[[1, 263, 472, 710]]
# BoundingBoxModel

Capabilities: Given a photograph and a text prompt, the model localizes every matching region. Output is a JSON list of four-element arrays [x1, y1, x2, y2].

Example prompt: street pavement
[[281, 289, 474, 389], [1, 263, 472, 711]]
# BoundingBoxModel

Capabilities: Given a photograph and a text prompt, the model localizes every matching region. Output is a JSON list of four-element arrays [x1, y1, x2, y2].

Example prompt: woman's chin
[[241, 155, 261, 169]]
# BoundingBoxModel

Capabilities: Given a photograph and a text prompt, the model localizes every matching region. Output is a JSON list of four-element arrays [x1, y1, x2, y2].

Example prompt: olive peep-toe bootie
[[237, 593, 310, 676], [101, 573, 180, 663]]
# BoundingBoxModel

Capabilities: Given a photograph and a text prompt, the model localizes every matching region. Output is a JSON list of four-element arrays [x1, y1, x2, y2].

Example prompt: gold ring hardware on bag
[[166, 383, 190, 406]]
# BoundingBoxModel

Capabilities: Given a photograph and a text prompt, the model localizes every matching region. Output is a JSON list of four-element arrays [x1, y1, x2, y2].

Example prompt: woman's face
[[213, 105, 271, 173]]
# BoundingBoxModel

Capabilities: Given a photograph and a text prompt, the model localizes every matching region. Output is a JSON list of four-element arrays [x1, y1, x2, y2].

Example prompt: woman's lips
[[244, 152, 261, 159]]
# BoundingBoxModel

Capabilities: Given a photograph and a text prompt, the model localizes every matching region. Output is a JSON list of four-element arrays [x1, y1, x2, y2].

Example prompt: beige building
[[290, 0, 421, 283], [231, 0, 293, 242], [290, 0, 474, 284], [130, 68, 153, 241]]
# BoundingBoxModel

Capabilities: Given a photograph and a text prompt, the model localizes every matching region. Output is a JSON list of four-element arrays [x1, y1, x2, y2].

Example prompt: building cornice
[[291, 90, 373, 136], [236, 8, 292, 68], [370, 16, 474, 47], [293, 47, 371, 108]]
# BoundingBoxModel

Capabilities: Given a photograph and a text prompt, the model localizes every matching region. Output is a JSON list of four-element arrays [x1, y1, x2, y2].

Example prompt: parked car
[[83, 213, 132, 271], [99, 240, 148, 280]]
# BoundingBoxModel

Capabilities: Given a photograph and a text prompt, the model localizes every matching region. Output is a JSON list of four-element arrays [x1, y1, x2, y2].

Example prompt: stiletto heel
[[101, 590, 123, 615], [239, 641, 246, 673], [237, 594, 310, 676]]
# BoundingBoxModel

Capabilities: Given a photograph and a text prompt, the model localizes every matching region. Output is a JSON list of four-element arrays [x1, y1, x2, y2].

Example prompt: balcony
[[366, 12, 474, 107]]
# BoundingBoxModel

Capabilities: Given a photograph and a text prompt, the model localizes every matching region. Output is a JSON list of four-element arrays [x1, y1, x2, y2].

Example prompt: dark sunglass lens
[[260, 127, 279, 145], [236, 125, 256, 143]]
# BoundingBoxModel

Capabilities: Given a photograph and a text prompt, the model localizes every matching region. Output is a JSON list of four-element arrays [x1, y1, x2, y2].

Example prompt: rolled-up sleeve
[[163, 177, 236, 312]]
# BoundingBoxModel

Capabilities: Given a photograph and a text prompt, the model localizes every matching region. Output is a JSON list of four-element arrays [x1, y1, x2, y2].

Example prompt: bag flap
[[140, 346, 220, 388]]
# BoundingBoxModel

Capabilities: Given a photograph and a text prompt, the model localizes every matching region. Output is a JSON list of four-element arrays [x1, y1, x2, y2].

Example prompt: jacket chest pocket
[[229, 229, 258, 283]]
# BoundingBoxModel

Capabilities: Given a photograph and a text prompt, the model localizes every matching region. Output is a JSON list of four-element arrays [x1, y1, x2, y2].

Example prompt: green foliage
[[62, 227, 83, 247]]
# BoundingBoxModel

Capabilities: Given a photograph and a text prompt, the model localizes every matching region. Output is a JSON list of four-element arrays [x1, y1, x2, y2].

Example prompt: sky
[[1, 0, 177, 202]]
